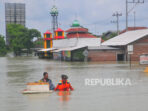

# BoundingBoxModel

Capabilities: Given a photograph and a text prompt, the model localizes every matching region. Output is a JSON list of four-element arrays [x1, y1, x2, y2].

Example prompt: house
[[120, 27, 148, 34], [87, 46, 122, 61], [52, 38, 101, 61], [101, 29, 148, 61]]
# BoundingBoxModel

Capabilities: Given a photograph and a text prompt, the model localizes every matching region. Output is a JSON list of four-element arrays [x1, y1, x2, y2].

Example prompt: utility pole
[[126, 0, 128, 31], [126, 0, 144, 31], [112, 12, 122, 35], [134, 11, 136, 30]]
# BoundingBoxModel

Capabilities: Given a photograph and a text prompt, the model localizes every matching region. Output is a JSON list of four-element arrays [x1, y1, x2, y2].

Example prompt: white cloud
[[0, 0, 148, 36]]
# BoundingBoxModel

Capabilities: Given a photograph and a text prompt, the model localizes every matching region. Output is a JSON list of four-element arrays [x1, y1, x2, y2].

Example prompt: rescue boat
[[22, 82, 53, 94]]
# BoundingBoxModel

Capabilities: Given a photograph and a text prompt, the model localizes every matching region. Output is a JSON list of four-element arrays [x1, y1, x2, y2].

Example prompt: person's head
[[43, 72, 48, 79], [61, 75, 68, 83]]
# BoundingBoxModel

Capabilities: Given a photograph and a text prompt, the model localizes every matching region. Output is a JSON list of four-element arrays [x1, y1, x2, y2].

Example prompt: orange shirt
[[55, 80, 74, 91]]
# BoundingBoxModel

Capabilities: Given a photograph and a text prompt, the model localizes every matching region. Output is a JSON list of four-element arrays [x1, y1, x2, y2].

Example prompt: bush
[[0, 35, 7, 56]]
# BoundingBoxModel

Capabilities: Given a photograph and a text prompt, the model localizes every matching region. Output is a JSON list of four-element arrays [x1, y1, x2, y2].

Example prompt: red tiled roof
[[44, 30, 51, 34], [55, 28, 64, 32], [67, 33, 97, 38], [120, 27, 148, 34], [66, 28, 88, 33]]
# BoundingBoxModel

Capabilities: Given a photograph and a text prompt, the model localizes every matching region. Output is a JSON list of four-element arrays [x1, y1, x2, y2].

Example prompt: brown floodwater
[[0, 56, 148, 111]]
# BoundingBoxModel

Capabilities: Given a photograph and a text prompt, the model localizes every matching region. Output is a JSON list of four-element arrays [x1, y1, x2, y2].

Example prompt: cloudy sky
[[0, 0, 148, 37]]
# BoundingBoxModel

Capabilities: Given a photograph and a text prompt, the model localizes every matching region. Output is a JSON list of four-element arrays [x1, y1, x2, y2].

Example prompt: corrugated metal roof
[[77, 38, 100, 47], [53, 38, 77, 48], [88, 46, 120, 50], [120, 27, 148, 34], [39, 38, 100, 52], [53, 46, 87, 52], [53, 38, 101, 48], [38, 48, 56, 52], [102, 29, 148, 46]]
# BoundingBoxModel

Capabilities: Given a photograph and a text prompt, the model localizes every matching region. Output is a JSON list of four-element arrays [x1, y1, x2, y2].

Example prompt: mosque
[[38, 5, 101, 61]]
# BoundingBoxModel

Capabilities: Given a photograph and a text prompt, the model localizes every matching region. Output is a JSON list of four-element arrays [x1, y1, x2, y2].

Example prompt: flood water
[[0, 56, 148, 111]]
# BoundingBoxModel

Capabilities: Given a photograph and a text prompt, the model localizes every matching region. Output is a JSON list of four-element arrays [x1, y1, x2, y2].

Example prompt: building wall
[[5, 3, 25, 26], [5, 3, 26, 45], [87, 36, 148, 62], [131, 36, 148, 61], [53, 52, 62, 60], [88, 50, 118, 61]]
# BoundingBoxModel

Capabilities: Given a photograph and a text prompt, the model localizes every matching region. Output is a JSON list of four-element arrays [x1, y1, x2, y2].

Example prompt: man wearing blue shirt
[[40, 72, 55, 90]]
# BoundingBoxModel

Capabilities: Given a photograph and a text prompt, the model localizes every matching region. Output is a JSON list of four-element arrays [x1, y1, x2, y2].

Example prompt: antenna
[[53, 0, 56, 5], [75, 13, 78, 20], [50, 0, 58, 37]]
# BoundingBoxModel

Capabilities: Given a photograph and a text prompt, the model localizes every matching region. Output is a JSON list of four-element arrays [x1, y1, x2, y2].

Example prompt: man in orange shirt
[[55, 75, 74, 91]]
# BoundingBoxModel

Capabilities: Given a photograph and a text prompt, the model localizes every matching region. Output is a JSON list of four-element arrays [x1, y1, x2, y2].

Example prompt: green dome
[[72, 20, 80, 27], [50, 5, 58, 15]]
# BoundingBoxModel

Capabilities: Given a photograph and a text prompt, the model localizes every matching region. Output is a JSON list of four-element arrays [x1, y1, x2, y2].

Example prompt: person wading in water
[[55, 75, 74, 91], [39, 72, 55, 90]]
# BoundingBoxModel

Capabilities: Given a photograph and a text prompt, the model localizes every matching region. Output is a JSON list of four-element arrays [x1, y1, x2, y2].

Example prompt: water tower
[[50, 5, 58, 37]]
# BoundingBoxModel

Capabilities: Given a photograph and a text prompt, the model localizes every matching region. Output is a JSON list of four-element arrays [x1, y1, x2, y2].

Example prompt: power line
[[126, 0, 144, 31], [112, 12, 122, 35], [133, 11, 136, 29]]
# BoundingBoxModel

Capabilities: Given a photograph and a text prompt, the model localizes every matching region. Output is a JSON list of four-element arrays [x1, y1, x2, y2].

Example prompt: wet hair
[[43, 72, 48, 76], [61, 75, 68, 80]]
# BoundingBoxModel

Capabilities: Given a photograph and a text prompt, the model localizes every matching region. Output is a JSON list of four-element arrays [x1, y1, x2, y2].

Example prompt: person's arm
[[69, 83, 74, 91], [49, 80, 55, 90], [54, 84, 59, 91]]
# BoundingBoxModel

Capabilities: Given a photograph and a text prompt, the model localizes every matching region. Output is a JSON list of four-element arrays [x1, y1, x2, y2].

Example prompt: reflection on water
[[57, 91, 71, 102], [25, 93, 52, 101], [0, 57, 148, 111]]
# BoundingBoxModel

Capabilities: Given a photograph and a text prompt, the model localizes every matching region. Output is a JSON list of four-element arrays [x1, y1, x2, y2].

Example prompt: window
[[58, 32, 62, 36], [47, 41, 51, 48], [46, 34, 50, 38], [117, 54, 125, 61]]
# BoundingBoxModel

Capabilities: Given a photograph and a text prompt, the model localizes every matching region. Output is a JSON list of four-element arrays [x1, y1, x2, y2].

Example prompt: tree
[[25, 29, 41, 50], [7, 24, 41, 56], [0, 35, 7, 56], [33, 38, 44, 48], [102, 31, 118, 41]]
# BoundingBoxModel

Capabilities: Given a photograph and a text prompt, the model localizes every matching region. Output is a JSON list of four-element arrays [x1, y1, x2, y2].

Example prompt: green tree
[[7, 24, 41, 56], [25, 29, 41, 50], [102, 31, 118, 41], [0, 35, 7, 56], [33, 38, 44, 48]]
